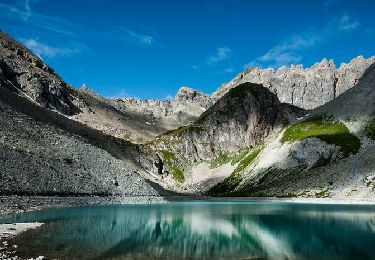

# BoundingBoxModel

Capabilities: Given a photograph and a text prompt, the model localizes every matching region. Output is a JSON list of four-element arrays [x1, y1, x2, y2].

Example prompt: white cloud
[[120, 28, 158, 47], [245, 15, 360, 68], [207, 47, 231, 64], [0, 0, 32, 21], [164, 94, 174, 100], [338, 15, 359, 31], [23, 0, 31, 21], [105, 88, 141, 99], [0, 1, 81, 37], [23, 39, 79, 59]]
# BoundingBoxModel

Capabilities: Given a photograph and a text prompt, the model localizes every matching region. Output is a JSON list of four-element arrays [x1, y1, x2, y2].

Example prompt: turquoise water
[[1, 202, 375, 259]]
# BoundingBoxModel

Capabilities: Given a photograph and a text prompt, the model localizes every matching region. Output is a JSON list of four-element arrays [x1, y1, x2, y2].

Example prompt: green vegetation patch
[[363, 118, 375, 140], [207, 146, 262, 196], [210, 153, 232, 168], [209, 147, 252, 169], [231, 146, 262, 176], [159, 150, 185, 183], [281, 117, 360, 157], [230, 147, 252, 165], [161, 124, 205, 137]]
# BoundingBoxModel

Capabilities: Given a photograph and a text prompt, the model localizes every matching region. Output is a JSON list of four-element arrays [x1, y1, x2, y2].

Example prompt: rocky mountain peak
[[175, 86, 212, 109], [311, 58, 336, 69], [213, 56, 375, 110]]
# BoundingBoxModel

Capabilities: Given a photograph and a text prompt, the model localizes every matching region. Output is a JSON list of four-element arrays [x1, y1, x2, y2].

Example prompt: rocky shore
[[0, 223, 44, 260], [0, 195, 167, 216]]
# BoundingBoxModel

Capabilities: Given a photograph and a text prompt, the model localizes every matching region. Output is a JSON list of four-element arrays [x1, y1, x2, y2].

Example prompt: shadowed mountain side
[[313, 62, 375, 120]]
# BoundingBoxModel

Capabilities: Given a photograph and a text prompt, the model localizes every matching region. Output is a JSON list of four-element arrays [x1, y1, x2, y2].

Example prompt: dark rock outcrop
[[0, 32, 86, 115]]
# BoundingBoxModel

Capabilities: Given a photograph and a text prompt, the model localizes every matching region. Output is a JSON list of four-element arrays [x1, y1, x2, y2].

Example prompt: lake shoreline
[[1, 194, 375, 217], [0, 222, 44, 260], [0, 195, 167, 216]]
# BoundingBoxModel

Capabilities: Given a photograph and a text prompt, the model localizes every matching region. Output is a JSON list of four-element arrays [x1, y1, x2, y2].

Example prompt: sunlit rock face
[[213, 56, 375, 110]]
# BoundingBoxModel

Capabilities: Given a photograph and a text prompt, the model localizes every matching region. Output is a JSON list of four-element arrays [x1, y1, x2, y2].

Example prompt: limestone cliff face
[[213, 56, 375, 109], [109, 86, 211, 128], [174, 86, 213, 109]]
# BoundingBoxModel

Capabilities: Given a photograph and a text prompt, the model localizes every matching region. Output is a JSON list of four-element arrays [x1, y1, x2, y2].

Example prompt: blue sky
[[0, 0, 374, 99]]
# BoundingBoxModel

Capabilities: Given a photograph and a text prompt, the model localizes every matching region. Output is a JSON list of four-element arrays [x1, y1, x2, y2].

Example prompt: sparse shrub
[[363, 118, 375, 140], [159, 150, 185, 182]]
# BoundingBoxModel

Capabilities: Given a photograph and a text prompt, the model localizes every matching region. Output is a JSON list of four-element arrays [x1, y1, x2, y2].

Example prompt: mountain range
[[1, 31, 374, 212]]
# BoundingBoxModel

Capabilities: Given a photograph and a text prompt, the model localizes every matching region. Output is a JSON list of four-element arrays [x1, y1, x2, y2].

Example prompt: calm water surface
[[1, 201, 375, 260]]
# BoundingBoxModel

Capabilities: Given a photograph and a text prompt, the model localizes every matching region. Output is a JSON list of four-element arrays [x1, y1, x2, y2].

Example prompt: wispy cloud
[[207, 47, 231, 64], [23, 39, 80, 59], [120, 28, 158, 47], [245, 15, 360, 68], [0, 1, 81, 37], [23, 0, 31, 21], [0, 0, 32, 22], [338, 15, 359, 31], [0, 1, 162, 52], [106, 88, 140, 99]]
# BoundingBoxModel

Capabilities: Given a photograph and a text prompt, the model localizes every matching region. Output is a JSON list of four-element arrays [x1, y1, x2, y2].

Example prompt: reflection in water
[[1, 202, 375, 259]]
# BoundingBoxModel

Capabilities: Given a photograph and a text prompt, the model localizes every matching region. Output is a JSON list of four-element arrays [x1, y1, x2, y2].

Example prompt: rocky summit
[[213, 56, 375, 109], [1, 30, 375, 212]]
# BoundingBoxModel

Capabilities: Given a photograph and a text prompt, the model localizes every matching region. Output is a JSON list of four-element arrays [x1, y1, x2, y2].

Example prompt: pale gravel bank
[[1, 195, 374, 217], [0, 223, 43, 240], [0, 223, 44, 260], [161, 194, 375, 205], [0, 195, 167, 216]]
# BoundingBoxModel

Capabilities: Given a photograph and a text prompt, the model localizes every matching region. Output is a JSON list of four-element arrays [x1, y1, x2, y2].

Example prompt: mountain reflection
[[2, 202, 375, 260]]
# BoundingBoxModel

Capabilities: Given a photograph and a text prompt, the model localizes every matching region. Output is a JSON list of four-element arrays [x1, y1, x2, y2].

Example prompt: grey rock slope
[[213, 56, 375, 109], [0, 81, 166, 211]]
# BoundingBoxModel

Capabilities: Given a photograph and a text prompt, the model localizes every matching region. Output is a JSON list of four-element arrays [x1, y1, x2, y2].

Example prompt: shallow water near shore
[[1, 201, 375, 259]]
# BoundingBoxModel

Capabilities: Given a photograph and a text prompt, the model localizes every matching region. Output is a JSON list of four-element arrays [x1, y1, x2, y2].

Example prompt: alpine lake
[[1, 201, 374, 259]]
